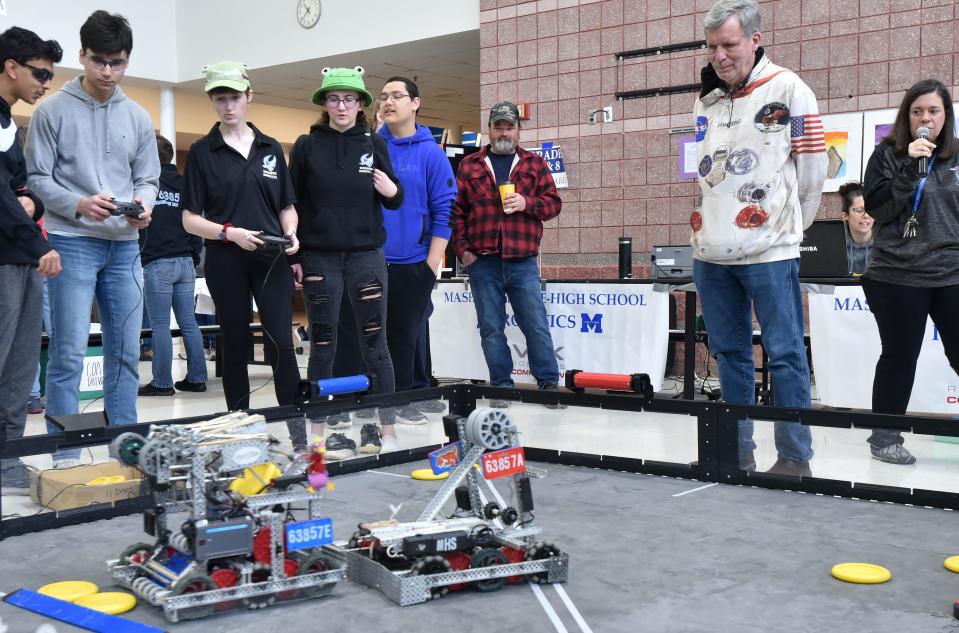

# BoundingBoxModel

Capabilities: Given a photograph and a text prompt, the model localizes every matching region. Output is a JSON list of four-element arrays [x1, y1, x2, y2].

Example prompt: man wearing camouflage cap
[[453, 101, 564, 401]]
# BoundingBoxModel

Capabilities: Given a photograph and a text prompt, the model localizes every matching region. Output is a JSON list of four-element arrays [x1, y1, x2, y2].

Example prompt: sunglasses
[[20, 62, 54, 83]]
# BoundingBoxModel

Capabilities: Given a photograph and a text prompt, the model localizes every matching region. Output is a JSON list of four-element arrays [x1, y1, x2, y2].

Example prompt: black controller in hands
[[256, 234, 293, 251], [109, 198, 145, 218]]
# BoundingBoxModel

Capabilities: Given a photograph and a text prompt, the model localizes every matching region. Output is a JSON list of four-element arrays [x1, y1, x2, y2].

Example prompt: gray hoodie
[[25, 76, 160, 240]]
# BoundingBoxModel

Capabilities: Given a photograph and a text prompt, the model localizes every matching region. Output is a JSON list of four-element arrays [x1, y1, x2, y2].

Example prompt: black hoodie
[[0, 96, 49, 265], [139, 163, 201, 266], [289, 123, 403, 252]]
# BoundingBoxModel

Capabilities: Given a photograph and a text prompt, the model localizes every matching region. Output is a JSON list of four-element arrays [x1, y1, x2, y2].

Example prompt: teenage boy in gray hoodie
[[25, 10, 159, 467]]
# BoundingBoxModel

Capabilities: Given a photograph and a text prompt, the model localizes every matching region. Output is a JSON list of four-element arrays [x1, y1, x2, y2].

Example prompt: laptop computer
[[799, 220, 849, 277], [651, 245, 694, 279]]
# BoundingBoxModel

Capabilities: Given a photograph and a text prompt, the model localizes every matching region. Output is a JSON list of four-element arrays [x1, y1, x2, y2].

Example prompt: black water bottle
[[618, 236, 632, 278]]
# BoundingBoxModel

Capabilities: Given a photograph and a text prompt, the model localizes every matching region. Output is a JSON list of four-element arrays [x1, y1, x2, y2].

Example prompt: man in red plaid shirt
[[453, 101, 564, 400]]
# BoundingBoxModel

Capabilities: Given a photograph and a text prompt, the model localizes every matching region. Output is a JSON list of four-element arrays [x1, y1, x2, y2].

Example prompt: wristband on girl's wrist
[[219, 223, 233, 242]]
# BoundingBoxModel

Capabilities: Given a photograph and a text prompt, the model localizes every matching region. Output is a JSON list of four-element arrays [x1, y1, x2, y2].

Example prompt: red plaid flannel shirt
[[453, 146, 561, 259]]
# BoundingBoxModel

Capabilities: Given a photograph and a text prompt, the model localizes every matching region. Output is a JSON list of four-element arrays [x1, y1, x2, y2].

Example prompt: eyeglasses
[[19, 62, 54, 83], [379, 92, 411, 103], [85, 54, 128, 71], [325, 95, 360, 107], [848, 207, 869, 215]]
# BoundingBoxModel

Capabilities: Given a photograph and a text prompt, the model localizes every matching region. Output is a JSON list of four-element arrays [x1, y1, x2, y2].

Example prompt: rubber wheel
[[410, 555, 452, 599], [112, 432, 146, 467], [470, 547, 508, 592], [526, 541, 563, 584], [119, 542, 153, 566], [296, 550, 334, 598], [169, 572, 216, 620]]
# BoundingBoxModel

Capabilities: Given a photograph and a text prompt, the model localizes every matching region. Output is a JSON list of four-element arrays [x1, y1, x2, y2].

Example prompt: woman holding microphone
[[862, 78, 959, 465]]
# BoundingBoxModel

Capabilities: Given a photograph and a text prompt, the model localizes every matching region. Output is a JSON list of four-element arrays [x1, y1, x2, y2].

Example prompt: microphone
[[917, 127, 930, 177]]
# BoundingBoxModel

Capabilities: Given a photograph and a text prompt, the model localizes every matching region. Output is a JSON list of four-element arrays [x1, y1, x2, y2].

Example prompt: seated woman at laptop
[[837, 181, 873, 274], [862, 78, 959, 466]]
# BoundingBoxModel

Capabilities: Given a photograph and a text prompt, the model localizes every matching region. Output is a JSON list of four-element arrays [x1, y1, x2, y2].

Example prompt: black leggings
[[204, 244, 302, 438], [861, 277, 959, 447], [387, 261, 436, 392], [300, 249, 395, 421]]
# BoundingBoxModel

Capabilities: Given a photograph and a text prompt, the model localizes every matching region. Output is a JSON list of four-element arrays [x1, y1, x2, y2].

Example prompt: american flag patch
[[790, 114, 825, 154]]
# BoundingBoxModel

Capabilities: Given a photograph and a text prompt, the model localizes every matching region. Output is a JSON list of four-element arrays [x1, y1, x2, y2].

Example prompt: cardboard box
[[29, 461, 143, 512]]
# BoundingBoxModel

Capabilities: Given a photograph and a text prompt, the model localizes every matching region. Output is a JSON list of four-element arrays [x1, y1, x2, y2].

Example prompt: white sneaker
[[381, 435, 399, 453], [52, 458, 81, 469]]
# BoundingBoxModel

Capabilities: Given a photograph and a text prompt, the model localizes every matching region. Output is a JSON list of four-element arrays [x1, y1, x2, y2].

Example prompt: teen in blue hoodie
[[378, 77, 455, 419]]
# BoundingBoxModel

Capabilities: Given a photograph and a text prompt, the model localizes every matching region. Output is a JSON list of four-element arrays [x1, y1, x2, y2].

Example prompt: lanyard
[[912, 154, 936, 213]]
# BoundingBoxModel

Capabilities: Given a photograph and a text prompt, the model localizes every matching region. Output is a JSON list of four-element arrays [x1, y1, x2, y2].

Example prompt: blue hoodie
[[379, 124, 456, 264]]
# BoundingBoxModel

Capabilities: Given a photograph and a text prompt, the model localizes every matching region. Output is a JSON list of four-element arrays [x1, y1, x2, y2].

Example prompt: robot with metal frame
[[106, 411, 345, 622], [326, 407, 569, 606]]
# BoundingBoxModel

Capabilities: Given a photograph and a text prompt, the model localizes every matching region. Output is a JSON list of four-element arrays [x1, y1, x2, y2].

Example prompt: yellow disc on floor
[[831, 563, 892, 584], [37, 580, 99, 602], [944, 556, 959, 573], [75, 592, 137, 615], [411, 468, 449, 481]]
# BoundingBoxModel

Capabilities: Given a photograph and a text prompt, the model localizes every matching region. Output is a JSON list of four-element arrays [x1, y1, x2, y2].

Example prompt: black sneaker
[[325, 433, 358, 461], [359, 424, 382, 454], [489, 399, 511, 409], [870, 443, 917, 465], [540, 383, 567, 410], [139, 349, 153, 361], [174, 379, 207, 393], [138, 383, 174, 396]]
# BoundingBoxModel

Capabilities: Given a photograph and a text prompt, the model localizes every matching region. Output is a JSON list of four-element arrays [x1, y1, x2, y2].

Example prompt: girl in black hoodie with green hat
[[290, 66, 404, 458]]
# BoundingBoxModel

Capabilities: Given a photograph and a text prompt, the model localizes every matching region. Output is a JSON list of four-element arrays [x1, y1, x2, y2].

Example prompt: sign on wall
[[528, 143, 567, 188], [430, 282, 669, 389]]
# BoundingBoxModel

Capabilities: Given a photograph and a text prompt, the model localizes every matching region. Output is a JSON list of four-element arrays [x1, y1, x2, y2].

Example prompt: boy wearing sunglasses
[[0, 26, 62, 490]]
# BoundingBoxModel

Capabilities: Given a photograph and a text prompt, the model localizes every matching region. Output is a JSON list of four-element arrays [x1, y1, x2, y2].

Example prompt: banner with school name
[[808, 285, 958, 414], [430, 281, 668, 389]]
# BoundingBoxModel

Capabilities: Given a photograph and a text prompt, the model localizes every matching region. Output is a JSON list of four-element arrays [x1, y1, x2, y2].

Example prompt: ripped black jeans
[[300, 249, 395, 423]]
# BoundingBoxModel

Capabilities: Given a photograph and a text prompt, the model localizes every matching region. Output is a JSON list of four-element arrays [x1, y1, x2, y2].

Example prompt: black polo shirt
[[182, 122, 295, 242]]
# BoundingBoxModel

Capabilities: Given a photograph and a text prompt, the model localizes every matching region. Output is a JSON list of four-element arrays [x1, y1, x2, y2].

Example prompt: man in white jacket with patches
[[691, 0, 827, 477]]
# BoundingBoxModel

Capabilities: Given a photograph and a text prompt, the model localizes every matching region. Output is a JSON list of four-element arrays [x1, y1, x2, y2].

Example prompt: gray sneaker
[[1, 459, 30, 489], [870, 443, 917, 465], [415, 399, 447, 414], [396, 404, 426, 425], [326, 413, 352, 429]]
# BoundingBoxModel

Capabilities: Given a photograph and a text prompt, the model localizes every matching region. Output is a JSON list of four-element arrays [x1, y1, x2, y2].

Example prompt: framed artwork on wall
[[820, 112, 864, 192]]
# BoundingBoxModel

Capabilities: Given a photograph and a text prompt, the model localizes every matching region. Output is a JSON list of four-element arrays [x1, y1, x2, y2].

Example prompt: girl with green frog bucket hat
[[289, 67, 405, 458]]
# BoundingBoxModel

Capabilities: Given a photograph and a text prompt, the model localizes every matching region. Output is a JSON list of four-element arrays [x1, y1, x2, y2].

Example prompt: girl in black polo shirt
[[181, 61, 305, 448], [289, 67, 404, 457]]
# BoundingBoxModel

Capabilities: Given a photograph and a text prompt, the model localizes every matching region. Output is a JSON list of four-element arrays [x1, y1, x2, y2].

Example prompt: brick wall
[[479, 0, 959, 280]]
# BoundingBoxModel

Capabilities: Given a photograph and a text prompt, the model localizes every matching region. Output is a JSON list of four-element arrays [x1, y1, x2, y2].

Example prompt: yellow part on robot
[[229, 462, 282, 497], [37, 580, 99, 602], [944, 556, 959, 573]]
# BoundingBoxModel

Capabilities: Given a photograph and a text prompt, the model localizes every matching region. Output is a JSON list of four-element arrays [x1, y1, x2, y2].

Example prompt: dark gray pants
[[0, 265, 42, 448]]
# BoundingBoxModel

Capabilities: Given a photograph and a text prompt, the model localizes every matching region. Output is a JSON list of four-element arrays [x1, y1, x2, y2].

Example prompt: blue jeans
[[693, 258, 813, 463], [45, 235, 142, 459], [467, 255, 559, 388], [140, 304, 152, 352], [143, 257, 207, 388]]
